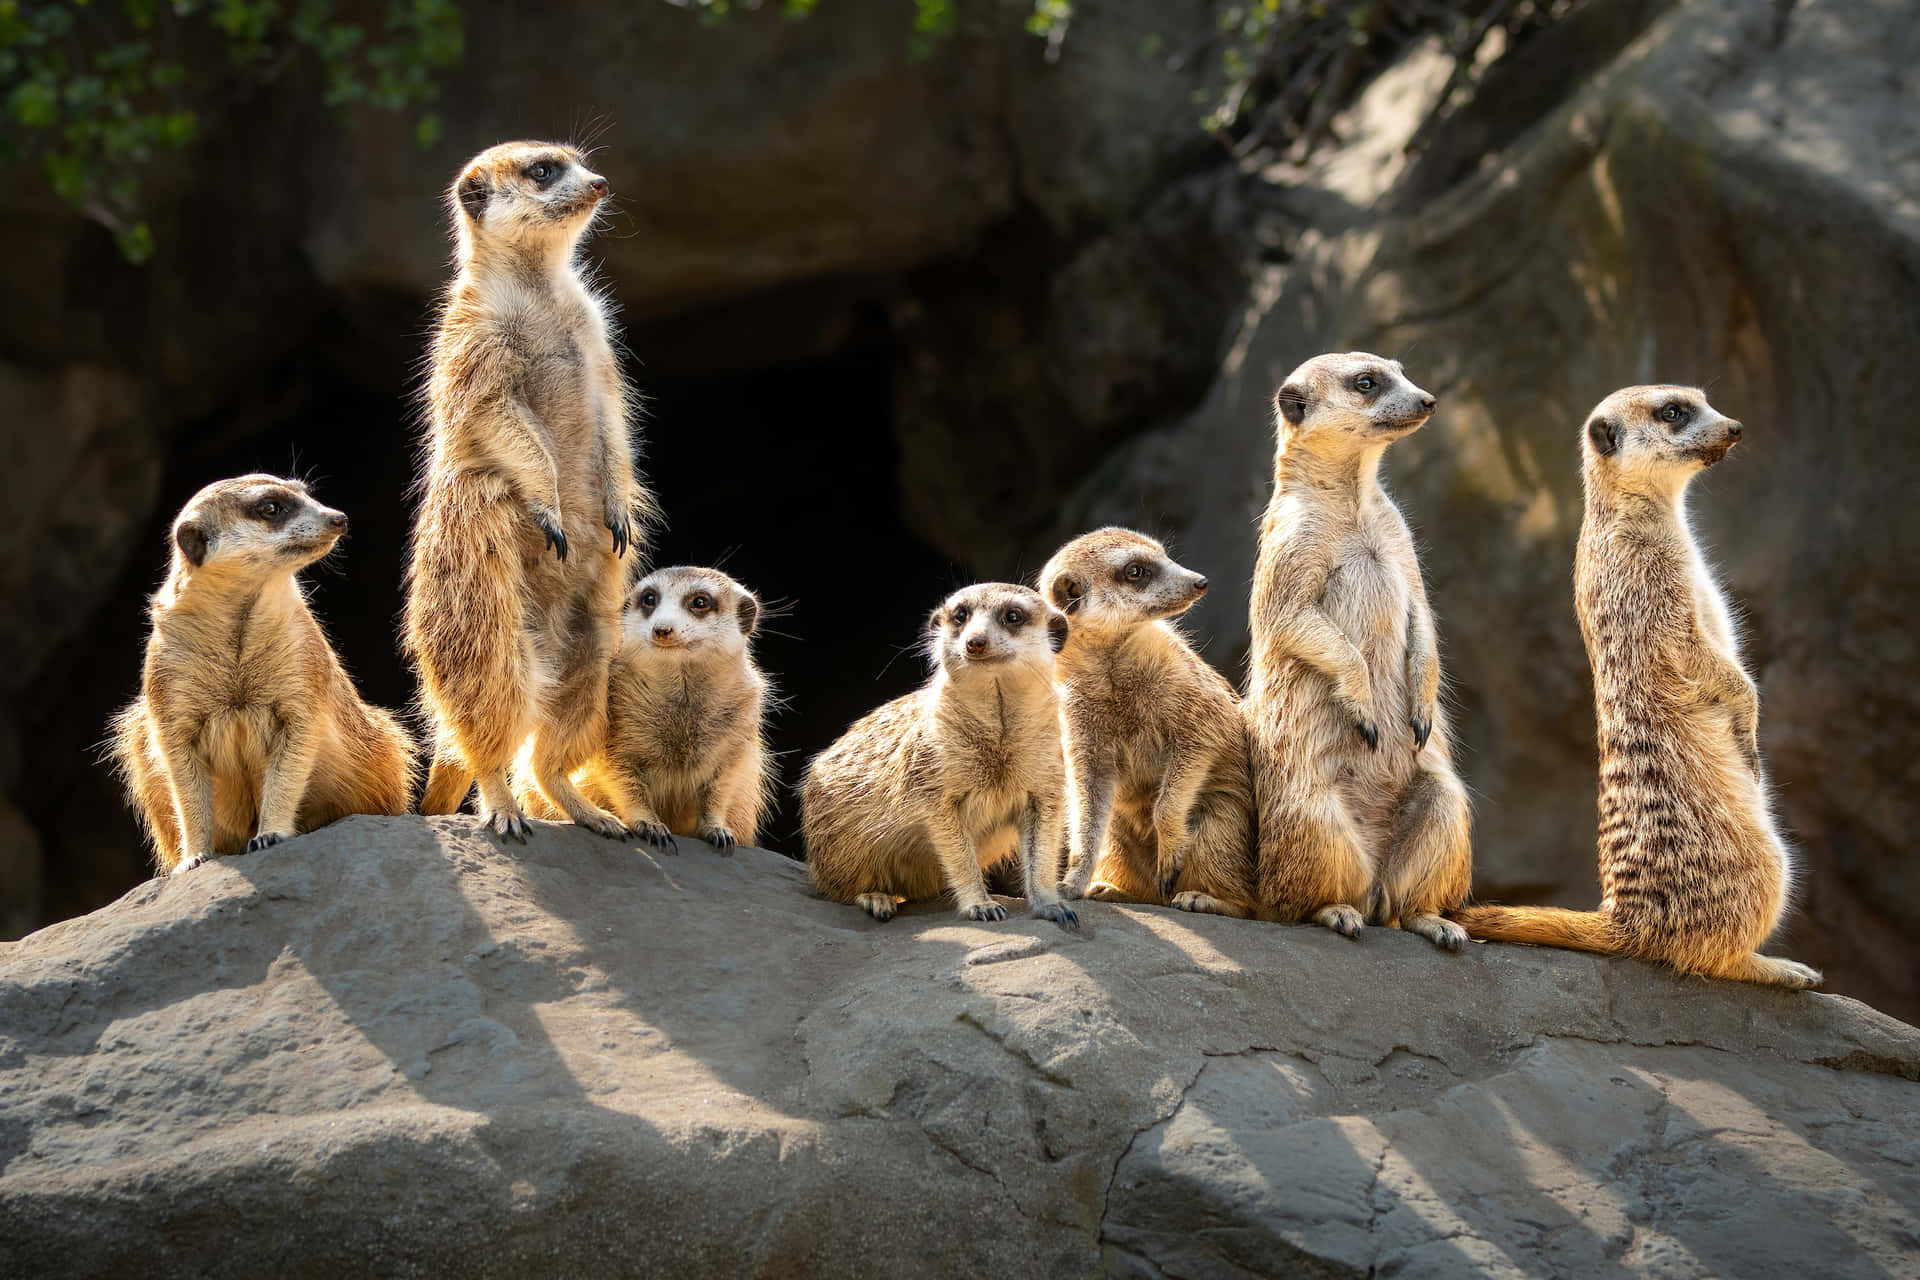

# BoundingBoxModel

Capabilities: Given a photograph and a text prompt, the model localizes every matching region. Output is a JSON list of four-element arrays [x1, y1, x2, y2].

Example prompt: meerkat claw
[[1412, 716, 1432, 751], [1316, 904, 1365, 939], [633, 820, 677, 852], [961, 902, 1009, 923], [1032, 901, 1080, 932], [698, 824, 737, 854], [245, 832, 287, 854], [1355, 718, 1379, 751], [854, 893, 897, 922], [534, 512, 568, 562]]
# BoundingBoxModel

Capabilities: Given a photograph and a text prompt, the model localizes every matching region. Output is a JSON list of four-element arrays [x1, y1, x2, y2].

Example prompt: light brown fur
[[517, 566, 771, 850], [1451, 387, 1820, 990], [406, 140, 652, 841], [801, 583, 1078, 930], [1244, 353, 1472, 950], [1039, 529, 1259, 918], [110, 475, 414, 873]]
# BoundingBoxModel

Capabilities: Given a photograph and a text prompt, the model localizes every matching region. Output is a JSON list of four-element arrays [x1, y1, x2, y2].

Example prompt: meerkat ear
[[1047, 608, 1070, 654], [1275, 381, 1312, 427], [736, 592, 760, 637], [174, 519, 210, 567], [1047, 574, 1083, 615], [457, 169, 490, 222], [926, 605, 946, 636], [1587, 414, 1620, 457]]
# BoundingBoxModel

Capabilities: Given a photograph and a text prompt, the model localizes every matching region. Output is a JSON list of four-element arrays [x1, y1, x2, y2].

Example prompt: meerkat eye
[[256, 500, 280, 519], [1661, 405, 1685, 424], [1124, 562, 1146, 582], [1354, 375, 1377, 392], [951, 606, 970, 625], [640, 589, 658, 608], [528, 162, 551, 182], [1003, 608, 1026, 628], [689, 594, 712, 612]]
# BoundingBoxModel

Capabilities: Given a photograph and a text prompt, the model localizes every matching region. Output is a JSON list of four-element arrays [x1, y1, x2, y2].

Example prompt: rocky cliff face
[[1, 819, 1915, 1277], [5, 0, 1916, 1025]]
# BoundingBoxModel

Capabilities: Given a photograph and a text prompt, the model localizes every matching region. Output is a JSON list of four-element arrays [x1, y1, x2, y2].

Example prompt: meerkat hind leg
[[1380, 766, 1472, 952], [1172, 892, 1253, 919], [854, 893, 904, 923], [1717, 951, 1823, 990], [1265, 789, 1371, 939], [529, 624, 627, 841], [475, 770, 533, 842]]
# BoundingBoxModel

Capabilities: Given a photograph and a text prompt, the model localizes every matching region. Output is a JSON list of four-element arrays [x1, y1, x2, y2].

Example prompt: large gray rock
[[2, 816, 1914, 1277], [1065, 0, 1920, 1021]]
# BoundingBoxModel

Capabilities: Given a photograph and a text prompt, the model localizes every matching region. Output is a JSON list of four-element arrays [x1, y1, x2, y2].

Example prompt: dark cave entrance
[[25, 314, 957, 923]]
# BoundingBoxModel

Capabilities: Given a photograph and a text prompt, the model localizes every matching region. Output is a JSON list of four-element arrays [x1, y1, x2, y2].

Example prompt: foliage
[[0, 0, 462, 262]]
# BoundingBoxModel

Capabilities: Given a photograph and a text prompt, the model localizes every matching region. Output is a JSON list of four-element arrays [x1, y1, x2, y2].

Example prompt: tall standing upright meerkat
[[407, 140, 651, 841], [1244, 352, 1471, 950], [802, 583, 1079, 930], [516, 565, 772, 850], [110, 476, 415, 873], [1039, 528, 1259, 918], [1452, 387, 1821, 989]]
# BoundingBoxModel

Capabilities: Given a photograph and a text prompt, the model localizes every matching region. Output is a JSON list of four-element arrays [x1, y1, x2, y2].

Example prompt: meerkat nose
[[653, 624, 674, 640], [1725, 419, 1743, 440], [589, 177, 609, 197], [1420, 394, 1437, 411], [1193, 576, 1209, 594], [964, 637, 987, 656], [327, 512, 348, 531]]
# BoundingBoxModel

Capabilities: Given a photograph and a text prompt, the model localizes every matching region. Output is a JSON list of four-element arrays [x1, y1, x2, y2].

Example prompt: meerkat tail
[[1447, 904, 1619, 955], [420, 750, 473, 815]]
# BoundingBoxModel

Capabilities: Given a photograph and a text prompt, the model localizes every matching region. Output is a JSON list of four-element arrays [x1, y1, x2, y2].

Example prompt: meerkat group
[[103, 140, 1820, 993]]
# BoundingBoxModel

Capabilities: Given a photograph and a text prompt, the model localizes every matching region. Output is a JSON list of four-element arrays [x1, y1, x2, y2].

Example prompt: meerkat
[[1038, 528, 1259, 918], [802, 583, 1079, 931], [1451, 387, 1821, 989], [406, 140, 652, 842], [1244, 352, 1472, 950], [108, 476, 414, 874], [516, 566, 771, 850]]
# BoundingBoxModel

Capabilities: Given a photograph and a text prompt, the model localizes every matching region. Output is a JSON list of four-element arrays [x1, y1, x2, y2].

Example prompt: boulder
[[1, 816, 1914, 1277], [1063, 0, 1920, 1021]]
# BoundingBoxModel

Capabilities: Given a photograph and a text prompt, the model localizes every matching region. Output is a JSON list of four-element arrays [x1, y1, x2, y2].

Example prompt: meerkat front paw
[[1314, 903, 1365, 939], [530, 505, 568, 562], [245, 832, 290, 854], [1344, 698, 1380, 752], [631, 820, 677, 853], [484, 807, 532, 843], [1403, 913, 1467, 952], [1157, 856, 1185, 900], [960, 901, 1009, 923], [1084, 881, 1129, 902], [171, 852, 210, 875], [605, 509, 633, 558], [696, 823, 737, 854], [573, 809, 627, 840], [854, 893, 898, 922], [1410, 703, 1435, 752], [1031, 901, 1080, 932]]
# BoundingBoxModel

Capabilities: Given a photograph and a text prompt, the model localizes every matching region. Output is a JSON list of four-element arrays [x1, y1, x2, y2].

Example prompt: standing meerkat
[[1452, 387, 1821, 989], [802, 583, 1079, 930], [516, 566, 771, 850], [407, 140, 651, 841], [1244, 352, 1472, 950], [1039, 528, 1259, 918], [110, 476, 414, 873]]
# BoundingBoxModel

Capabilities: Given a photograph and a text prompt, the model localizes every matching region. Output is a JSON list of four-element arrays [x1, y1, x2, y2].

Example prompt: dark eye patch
[[636, 588, 660, 613], [526, 157, 567, 188]]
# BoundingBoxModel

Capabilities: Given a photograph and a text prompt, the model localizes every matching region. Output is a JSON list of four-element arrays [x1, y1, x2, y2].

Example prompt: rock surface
[[2, 817, 1915, 1277], [1066, 0, 1920, 1020]]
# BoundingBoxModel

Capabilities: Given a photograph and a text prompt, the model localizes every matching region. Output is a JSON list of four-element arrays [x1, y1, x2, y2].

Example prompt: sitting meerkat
[[1244, 352, 1472, 950], [110, 475, 415, 873], [1452, 387, 1821, 989], [1038, 528, 1259, 918], [517, 566, 771, 851], [802, 583, 1079, 930]]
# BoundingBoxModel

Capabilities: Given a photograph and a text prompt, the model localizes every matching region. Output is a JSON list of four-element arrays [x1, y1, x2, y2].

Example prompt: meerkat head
[[624, 566, 759, 662], [1272, 352, 1436, 455], [168, 475, 347, 582], [449, 141, 608, 263], [925, 583, 1068, 680], [1038, 528, 1207, 641], [1581, 385, 1744, 494]]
